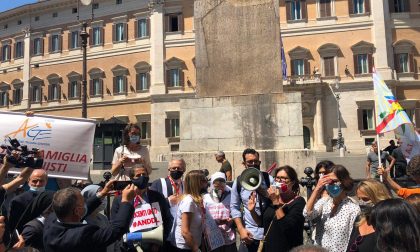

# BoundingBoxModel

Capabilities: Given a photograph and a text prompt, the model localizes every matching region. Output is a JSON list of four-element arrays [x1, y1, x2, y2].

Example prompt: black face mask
[[170, 170, 184, 180], [132, 176, 149, 189], [247, 165, 260, 170]]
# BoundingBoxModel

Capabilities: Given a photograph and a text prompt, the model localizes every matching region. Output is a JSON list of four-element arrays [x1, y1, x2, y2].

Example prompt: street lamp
[[78, 0, 94, 118], [329, 78, 345, 157]]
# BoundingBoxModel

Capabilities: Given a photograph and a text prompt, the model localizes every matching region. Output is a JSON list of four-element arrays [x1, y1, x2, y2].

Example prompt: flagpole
[[373, 67, 383, 182]]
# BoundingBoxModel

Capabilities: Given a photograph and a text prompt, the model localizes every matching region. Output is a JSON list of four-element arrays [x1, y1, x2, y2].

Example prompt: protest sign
[[0, 111, 96, 180], [130, 202, 163, 233], [204, 211, 225, 251]]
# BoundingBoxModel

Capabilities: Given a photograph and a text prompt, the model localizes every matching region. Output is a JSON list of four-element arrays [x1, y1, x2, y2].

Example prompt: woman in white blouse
[[303, 165, 360, 252]]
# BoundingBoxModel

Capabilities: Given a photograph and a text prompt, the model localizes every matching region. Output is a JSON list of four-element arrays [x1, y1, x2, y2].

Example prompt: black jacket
[[8, 190, 38, 232], [150, 177, 175, 198], [43, 195, 134, 252], [111, 189, 173, 241]]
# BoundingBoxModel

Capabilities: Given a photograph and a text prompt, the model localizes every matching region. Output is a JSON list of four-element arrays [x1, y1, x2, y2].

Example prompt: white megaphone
[[240, 168, 263, 191], [126, 225, 164, 246]]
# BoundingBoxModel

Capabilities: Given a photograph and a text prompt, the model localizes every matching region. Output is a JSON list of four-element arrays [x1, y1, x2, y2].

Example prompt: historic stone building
[[0, 0, 419, 169]]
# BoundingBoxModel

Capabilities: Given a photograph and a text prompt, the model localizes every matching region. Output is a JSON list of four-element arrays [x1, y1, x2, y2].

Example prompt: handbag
[[257, 215, 275, 252]]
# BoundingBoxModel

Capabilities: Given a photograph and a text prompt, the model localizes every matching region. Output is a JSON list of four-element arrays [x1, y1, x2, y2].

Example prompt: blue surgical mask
[[129, 135, 140, 144], [29, 186, 45, 192], [325, 184, 343, 198]]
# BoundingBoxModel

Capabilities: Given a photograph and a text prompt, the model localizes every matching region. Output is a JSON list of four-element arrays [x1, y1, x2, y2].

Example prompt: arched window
[[47, 74, 62, 102], [393, 40, 415, 74], [165, 57, 186, 88], [111, 65, 129, 95], [88, 68, 105, 97], [134, 61, 151, 92], [351, 41, 374, 75], [288, 46, 311, 77]]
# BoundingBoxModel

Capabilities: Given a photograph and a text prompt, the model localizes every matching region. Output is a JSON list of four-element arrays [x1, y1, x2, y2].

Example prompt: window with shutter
[[0, 91, 8, 107], [319, 0, 332, 18], [393, 0, 409, 13], [137, 19, 148, 38], [353, 0, 365, 14], [323, 57, 335, 76]]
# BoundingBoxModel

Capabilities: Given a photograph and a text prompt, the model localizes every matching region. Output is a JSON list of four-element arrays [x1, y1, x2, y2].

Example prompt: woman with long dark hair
[[303, 165, 360, 252], [111, 123, 151, 180], [370, 198, 420, 252], [249, 165, 305, 252]]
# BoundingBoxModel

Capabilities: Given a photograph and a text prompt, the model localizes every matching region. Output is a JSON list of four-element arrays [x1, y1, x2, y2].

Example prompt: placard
[[130, 202, 163, 233]]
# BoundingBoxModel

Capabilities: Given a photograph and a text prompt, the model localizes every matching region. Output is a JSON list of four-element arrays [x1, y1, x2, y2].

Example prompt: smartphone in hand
[[113, 180, 132, 191]]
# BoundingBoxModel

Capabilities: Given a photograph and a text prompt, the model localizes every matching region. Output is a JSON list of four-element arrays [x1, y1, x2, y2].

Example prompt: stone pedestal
[[180, 92, 304, 151]]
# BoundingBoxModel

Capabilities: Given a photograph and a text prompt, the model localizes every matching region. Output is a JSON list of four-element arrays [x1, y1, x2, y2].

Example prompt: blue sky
[[0, 0, 38, 13]]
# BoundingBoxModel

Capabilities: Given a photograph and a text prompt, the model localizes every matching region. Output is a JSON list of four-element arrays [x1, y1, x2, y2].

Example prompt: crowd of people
[[0, 124, 419, 252]]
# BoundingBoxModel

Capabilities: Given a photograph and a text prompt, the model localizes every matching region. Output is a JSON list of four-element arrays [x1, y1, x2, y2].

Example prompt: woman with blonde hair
[[171, 170, 208, 252], [346, 179, 391, 252]]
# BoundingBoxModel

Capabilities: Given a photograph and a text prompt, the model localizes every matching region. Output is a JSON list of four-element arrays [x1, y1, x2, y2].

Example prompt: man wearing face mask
[[43, 180, 135, 252], [150, 158, 186, 218], [203, 172, 237, 252], [111, 164, 173, 252], [111, 123, 152, 180], [8, 169, 48, 233], [230, 148, 273, 252]]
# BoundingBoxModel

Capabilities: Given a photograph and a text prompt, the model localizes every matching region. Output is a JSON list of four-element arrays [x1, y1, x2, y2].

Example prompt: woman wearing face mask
[[81, 185, 116, 252], [171, 170, 208, 252], [249, 165, 305, 252], [346, 179, 391, 252], [304, 165, 360, 252], [111, 165, 173, 252], [202, 172, 237, 252], [111, 123, 152, 180]]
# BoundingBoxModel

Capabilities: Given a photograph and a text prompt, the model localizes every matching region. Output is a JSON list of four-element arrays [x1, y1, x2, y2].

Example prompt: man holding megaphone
[[111, 164, 173, 252], [230, 148, 273, 252]]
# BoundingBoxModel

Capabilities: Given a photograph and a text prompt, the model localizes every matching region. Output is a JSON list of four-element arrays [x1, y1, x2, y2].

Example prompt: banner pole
[[373, 68, 383, 182]]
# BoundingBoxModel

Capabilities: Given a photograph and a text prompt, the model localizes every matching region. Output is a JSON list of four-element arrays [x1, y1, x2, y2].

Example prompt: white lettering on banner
[[130, 202, 163, 233], [0, 111, 96, 180]]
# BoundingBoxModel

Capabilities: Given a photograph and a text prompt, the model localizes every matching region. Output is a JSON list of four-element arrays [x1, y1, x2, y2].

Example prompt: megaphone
[[240, 168, 262, 191], [126, 225, 163, 246]]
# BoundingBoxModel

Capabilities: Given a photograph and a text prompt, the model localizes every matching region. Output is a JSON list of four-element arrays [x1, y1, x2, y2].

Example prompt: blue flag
[[280, 34, 287, 80]]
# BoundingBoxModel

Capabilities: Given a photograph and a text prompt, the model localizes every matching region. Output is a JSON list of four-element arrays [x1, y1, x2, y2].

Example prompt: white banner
[[0, 111, 96, 180], [129, 202, 163, 233]]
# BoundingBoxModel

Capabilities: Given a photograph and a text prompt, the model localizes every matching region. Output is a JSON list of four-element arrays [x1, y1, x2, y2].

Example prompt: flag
[[280, 33, 287, 80], [373, 70, 411, 134], [373, 69, 420, 160]]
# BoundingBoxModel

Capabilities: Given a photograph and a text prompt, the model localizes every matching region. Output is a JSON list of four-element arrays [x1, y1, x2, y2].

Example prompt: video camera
[[0, 137, 44, 168]]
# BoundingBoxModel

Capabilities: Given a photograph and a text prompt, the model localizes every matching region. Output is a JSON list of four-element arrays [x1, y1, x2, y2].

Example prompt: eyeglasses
[[275, 176, 290, 181], [349, 235, 364, 252], [245, 160, 261, 165]]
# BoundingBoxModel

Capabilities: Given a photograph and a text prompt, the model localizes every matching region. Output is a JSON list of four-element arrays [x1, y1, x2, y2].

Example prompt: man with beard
[[230, 148, 273, 252]]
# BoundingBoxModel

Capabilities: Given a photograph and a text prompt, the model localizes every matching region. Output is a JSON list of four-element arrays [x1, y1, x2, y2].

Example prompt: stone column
[[22, 29, 31, 109], [314, 88, 326, 151], [149, 2, 166, 94], [371, 0, 393, 80]]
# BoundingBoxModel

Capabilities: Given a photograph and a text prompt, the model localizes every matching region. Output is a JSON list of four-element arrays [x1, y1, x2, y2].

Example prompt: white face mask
[[29, 186, 45, 192]]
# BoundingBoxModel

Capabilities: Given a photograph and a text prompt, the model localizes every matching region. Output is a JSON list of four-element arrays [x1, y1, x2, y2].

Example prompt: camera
[[0, 137, 44, 168], [113, 180, 132, 191]]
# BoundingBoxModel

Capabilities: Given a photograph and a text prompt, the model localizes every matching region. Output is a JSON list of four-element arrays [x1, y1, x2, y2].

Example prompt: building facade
[[0, 0, 419, 169]]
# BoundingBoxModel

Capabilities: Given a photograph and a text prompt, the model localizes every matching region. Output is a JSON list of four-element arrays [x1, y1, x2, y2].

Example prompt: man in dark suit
[[112, 164, 173, 251], [8, 169, 48, 233], [43, 181, 136, 252], [150, 158, 185, 218]]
